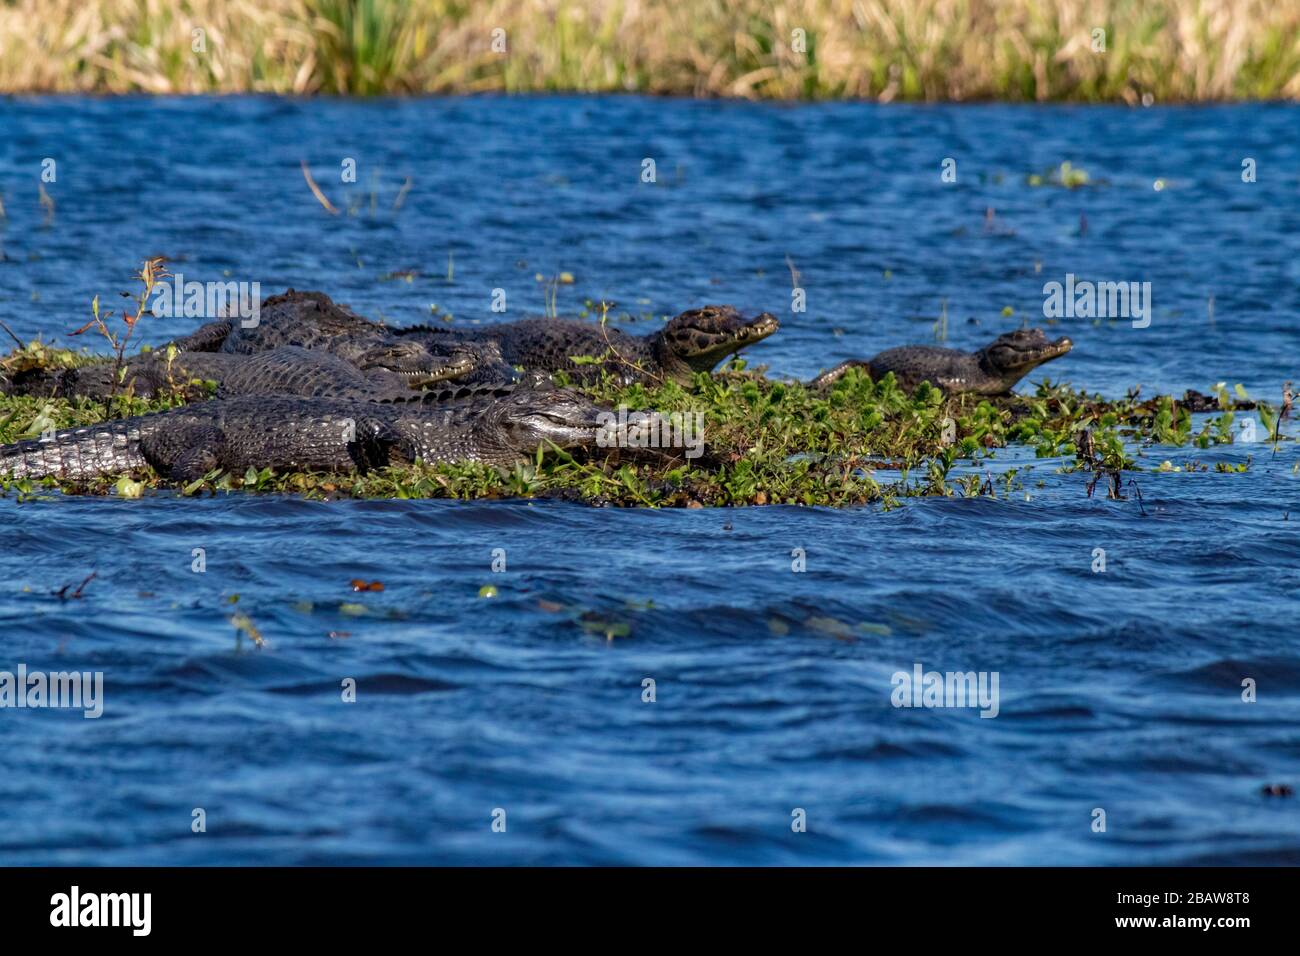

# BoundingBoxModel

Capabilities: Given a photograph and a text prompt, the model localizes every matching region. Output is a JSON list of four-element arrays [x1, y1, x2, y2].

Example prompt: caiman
[[5, 346, 513, 404], [169, 289, 513, 386], [809, 328, 1073, 395], [0, 388, 643, 482], [397, 305, 781, 385]]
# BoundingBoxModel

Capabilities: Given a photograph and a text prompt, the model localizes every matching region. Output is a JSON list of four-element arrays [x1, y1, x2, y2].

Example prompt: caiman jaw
[[738, 312, 780, 344], [1021, 335, 1073, 369], [973, 329, 1074, 392], [714, 312, 780, 353], [991, 333, 1073, 376], [513, 403, 664, 452], [407, 354, 476, 387]]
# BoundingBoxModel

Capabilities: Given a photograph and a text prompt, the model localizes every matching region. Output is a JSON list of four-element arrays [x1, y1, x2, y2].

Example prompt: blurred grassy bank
[[0, 0, 1296, 101]]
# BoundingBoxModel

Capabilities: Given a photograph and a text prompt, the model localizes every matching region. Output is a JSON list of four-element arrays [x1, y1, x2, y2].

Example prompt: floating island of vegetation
[[0, 337, 1280, 509]]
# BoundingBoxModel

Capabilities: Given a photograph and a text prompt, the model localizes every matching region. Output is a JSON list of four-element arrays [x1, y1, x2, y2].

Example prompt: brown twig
[[52, 570, 97, 600], [301, 160, 339, 215], [594, 301, 664, 385], [0, 318, 23, 350], [71, 257, 169, 404], [1127, 478, 1146, 515], [1272, 381, 1292, 460], [393, 177, 412, 211]]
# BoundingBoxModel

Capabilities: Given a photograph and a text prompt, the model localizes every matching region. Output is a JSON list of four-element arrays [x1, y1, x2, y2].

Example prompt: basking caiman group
[[0, 288, 1075, 484]]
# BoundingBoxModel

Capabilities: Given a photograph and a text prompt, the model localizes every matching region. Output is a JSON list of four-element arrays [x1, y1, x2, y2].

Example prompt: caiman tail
[[0, 418, 150, 480]]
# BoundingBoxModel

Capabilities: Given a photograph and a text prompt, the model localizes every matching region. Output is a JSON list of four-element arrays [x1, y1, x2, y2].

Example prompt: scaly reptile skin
[[809, 328, 1074, 395], [5, 347, 515, 403], [398, 305, 781, 385], [167, 292, 778, 386], [169, 289, 514, 386], [0, 389, 630, 481], [170, 289, 390, 357]]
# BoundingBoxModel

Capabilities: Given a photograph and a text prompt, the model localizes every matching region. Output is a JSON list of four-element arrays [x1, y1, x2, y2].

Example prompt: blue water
[[1, 97, 1299, 865]]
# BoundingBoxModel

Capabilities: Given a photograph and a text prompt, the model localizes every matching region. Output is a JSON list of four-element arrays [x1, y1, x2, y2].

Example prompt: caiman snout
[[739, 312, 780, 341], [1047, 335, 1073, 356], [1024, 334, 1073, 366], [360, 340, 474, 387]]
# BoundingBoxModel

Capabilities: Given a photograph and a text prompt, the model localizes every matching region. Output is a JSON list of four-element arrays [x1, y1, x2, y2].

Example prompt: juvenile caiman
[[0, 388, 641, 482], [397, 306, 781, 385], [809, 328, 1073, 395]]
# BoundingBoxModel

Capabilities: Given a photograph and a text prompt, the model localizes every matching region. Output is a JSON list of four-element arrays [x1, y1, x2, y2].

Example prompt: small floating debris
[[51, 571, 96, 601], [1027, 161, 1090, 189], [114, 476, 144, 498], [230, 610, 265, 648], [805, 616, 855, 641], [579, 612, 630, 641]]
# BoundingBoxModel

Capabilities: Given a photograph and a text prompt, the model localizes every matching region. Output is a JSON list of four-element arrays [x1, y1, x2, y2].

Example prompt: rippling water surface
[[1, 97, 1298, 864]]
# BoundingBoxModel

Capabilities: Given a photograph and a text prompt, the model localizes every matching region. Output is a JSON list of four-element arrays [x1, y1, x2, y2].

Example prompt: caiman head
[[479, 388, 655, 461], [652, 306, 780, 380], [488, 388, 608, 454], [976, 328, 1073, 391], [355, 339, 475, 388]]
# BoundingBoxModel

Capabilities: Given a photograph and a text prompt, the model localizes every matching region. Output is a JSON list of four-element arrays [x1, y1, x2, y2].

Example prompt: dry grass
[[0, 0, 1296, 100]]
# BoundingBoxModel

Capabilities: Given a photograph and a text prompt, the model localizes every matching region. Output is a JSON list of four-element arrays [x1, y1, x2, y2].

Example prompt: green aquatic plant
[[69, 257, 169, 405], [1027, 161, 1091, 188]]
